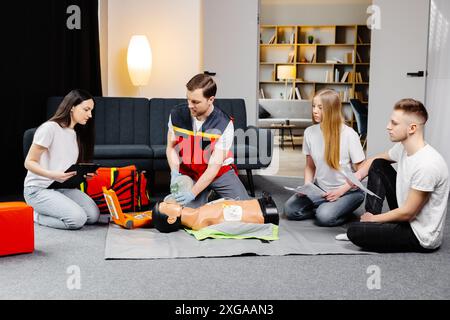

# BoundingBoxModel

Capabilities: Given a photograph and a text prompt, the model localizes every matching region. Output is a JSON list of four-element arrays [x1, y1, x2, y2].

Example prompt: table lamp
[[277, 65, 296, 100]]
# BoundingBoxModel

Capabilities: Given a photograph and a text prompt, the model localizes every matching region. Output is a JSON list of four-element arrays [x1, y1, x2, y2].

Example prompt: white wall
[[202, 0, 259, 125], [105, 0, 201, 98], [426, 0, 450, 167], [260, 0, 371, 25]]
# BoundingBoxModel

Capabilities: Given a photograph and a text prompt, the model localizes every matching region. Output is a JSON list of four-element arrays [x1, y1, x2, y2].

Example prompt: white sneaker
[[335, 233, 349, 241]]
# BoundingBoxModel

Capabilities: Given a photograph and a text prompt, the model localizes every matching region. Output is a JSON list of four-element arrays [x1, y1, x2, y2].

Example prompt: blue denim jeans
[[284, 188, 365, 227]]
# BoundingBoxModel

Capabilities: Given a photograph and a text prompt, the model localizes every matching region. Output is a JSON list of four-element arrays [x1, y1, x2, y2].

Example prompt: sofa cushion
[[23, 128, 37, 157], [151, 145, 167, 159], [213, 99, 247, 130], [149, 98, 187, 145], [94, 144, 153, 159]]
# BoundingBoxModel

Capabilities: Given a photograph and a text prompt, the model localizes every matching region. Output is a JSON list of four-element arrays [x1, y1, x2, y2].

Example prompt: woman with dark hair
[[23, 89, 100, 230]]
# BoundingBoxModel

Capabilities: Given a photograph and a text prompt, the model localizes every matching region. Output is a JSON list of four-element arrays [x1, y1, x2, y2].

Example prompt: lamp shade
[[277, 65, 296, 81], [127, 35, 152, 86]]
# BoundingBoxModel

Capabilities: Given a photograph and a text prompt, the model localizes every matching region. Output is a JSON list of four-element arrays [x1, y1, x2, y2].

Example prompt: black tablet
[[47, 163, 100, 189]]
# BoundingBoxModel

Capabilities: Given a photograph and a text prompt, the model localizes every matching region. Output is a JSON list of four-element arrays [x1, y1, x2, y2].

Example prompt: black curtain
[[0, 0, 102, 196]]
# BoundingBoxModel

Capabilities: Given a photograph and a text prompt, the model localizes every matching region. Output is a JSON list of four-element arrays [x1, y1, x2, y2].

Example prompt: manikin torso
[[159, 199, 264, 230]]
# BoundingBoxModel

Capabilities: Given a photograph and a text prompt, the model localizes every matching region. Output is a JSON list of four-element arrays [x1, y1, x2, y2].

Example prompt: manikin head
[[387, 98, 428, 142], [186, 73, 216, 120], [152, 202, 183, 233]]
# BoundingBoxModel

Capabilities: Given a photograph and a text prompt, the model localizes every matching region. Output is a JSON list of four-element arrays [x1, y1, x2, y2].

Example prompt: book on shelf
[[295, 87, 302, 100], [287, 51, 295, 63], [289, 32, 295, 44], [340, 71, 349, 83], [325, 70, 334, 83], [334, 69, 340, 83], [268, 34, 276, 44], [260, 88, 265, 99], [358, 34, 364, 44], [309, 53, 315, 63], [358, 72, 364, 83], [356, 50, 363, 63], [354, 72, 363, 83], [345, 51, 354, 64], [348, 71, 354, 83]]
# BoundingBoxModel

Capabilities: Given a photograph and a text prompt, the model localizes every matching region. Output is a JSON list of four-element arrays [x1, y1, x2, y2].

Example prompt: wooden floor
[[255, 136, 305, 178]]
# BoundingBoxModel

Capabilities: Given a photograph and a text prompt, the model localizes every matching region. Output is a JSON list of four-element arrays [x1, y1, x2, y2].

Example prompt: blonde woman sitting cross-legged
[[284, 89, 365, 227]]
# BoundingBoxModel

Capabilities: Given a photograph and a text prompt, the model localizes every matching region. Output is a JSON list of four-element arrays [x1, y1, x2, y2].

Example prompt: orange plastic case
[[0, 202, 34, 256], [102, 187, 152, 229]]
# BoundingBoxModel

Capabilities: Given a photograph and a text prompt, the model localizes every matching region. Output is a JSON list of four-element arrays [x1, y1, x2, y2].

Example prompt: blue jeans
[[24, 186, 100, 230], [284, 189, 365, 227]]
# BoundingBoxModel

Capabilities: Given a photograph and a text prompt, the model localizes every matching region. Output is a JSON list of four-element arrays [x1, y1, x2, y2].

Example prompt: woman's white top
[[24, 121, 78, 188], [303, 124, 365, 191]]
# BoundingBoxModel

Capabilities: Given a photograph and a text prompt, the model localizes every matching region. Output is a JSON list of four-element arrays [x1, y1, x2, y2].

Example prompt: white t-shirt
[[303, 124, 365, 191], [168, 106, 234, 166], [388, 143, 449, 249], [24, 121, 79, 188]]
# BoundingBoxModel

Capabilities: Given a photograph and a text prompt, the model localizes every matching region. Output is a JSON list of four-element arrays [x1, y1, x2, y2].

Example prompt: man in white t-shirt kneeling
[[347, 98, 449, 252]]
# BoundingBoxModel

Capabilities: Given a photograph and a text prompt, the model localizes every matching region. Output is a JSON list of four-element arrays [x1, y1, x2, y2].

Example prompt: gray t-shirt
[[24, 121, 78, 188], [389, 143, 449, 249]]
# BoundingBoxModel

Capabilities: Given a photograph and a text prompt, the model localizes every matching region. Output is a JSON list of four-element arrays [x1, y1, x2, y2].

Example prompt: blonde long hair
[[313, 89, 344, 170]]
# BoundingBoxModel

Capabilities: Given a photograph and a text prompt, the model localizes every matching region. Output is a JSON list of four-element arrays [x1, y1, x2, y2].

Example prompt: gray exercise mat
[[104, 219, 375, 259]]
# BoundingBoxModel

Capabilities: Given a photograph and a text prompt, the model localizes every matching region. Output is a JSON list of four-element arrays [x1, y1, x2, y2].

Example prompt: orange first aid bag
[[81, 165, 149, 214]]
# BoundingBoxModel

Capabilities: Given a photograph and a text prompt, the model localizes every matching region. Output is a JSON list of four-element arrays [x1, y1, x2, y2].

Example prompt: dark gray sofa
[[23, 97, 273, 196]]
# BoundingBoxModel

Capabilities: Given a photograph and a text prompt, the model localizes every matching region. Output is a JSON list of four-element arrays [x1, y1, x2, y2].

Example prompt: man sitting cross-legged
[[345, 99, 449, 253]]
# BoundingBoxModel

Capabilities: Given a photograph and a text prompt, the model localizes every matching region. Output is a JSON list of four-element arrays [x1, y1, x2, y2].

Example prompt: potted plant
[[307, 35, 314, 44]]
